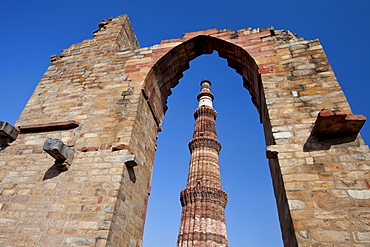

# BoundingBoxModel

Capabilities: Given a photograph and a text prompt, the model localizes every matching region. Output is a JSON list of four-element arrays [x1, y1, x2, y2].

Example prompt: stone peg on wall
[[43, 138, 75, 170], [0, 121, 19, 148], [123, 155, 139, 168]]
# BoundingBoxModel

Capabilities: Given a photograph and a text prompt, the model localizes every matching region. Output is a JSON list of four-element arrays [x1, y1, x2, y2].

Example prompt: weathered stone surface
[[311, 229, 353, 242], [354, 231, 370, 242], [0, 121, 19, 147], [0, 13, 369, 247], [43, 138, 75, 162], [311, 109, 366, 137], [348, 190, 370, 199]]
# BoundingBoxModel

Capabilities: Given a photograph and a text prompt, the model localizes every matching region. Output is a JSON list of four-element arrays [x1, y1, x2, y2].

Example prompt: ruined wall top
[[94, 14, 140, 50]]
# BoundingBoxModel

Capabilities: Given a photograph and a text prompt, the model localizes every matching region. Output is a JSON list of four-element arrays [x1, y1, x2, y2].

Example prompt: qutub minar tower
[[177, 79, 228, 247]]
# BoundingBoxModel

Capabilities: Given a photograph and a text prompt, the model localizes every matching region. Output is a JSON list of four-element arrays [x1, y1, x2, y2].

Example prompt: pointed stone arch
[[125, 22, 368, 246], [142, 35, 268, 141], [136, 33, 296, 245]]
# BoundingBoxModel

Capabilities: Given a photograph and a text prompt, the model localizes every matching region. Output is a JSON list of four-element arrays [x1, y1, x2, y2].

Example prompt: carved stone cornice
[[194, 106, 217, 119], [197, 91, 214, 101], [178, 232, 228, 245], [180, 186, 228, 208], [188, 137, 221, 153]]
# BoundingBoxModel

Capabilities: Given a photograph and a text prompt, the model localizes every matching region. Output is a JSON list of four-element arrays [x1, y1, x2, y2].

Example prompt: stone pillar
[[177, 79, 228, 247]]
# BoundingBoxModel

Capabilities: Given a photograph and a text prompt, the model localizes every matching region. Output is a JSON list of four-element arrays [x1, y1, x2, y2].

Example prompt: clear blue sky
[[1, 1, 370, 246]]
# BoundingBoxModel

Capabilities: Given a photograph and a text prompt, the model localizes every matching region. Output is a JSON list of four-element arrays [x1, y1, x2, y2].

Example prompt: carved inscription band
[[180, 187, 228, 208]]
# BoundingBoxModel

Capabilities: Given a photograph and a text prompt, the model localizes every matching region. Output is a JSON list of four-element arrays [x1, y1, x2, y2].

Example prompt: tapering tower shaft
[[177, 80, 228, 247]]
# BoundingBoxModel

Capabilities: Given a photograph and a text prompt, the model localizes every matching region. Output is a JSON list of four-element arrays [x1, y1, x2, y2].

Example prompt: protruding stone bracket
[[311, 110, 366, 139], [123, 155, 139, 168], [43, 138, 75, 171], [19, 120, 79, 133], [0, 121, 19, 148]]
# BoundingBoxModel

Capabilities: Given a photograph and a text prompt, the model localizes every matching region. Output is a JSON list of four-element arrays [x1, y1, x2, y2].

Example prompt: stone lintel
[[0, 121, 19, 145], [311, 110, 366, 138], [19, 120, 79, 133], [43, 138, 75, 170]]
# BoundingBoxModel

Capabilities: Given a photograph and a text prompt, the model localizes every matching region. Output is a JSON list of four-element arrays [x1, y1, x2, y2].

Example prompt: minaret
[[177, 79, 228, 247]]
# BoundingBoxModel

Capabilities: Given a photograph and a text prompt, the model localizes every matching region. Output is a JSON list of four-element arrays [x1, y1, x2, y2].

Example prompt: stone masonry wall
[[0, 15, 155, 247], [0, 14, 369, 246]]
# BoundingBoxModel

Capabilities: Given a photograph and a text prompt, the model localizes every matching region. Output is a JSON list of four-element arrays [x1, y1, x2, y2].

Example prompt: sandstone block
[[294, 219, 330, 230], [311, 229, 352, 242], [354, 231, 370, 242], [0, 121, 19, 147], [318, 198, 354, 209], [348, 190, 370, 199], [314, 209, 348, 219], [284, 173, 319, 182], [64, 237, 93, 245], [290, 210, 313, 219], [43, 138, 75, 170]]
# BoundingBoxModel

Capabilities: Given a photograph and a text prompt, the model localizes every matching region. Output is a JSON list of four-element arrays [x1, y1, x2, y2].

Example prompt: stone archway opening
[[141, 35, 268, 135], [142, 51, 283, 246]]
